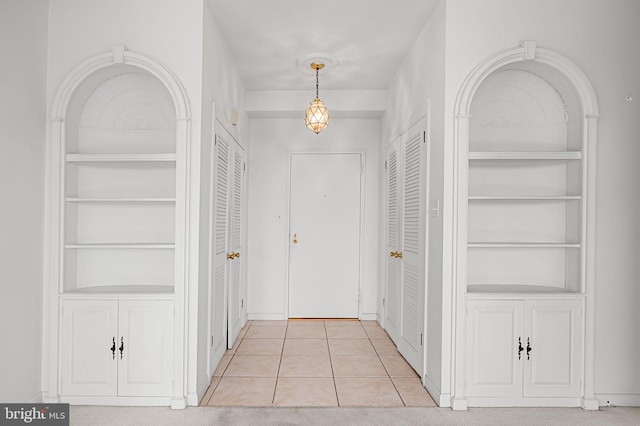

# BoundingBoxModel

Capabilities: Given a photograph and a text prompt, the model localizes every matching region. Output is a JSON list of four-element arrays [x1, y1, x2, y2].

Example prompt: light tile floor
[[200, 320, 437, 408]]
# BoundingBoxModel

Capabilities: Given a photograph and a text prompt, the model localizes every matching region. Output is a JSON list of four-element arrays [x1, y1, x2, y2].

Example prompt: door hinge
[[382, 298, 385, 307], [241, 299, 244, 308], [420, 333, 423, 346], [211, 335, 214, 347], [384, 160, 387, 170], [243, 162, 246, 173], [423, 131, 426, 143]]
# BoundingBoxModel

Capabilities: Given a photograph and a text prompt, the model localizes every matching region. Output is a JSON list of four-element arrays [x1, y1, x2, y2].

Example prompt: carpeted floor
[[70, 406, 640, 426]]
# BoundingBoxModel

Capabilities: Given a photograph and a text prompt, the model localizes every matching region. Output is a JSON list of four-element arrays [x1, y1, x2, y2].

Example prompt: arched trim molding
[[450, 41, 600, 411], [52, 45, 190, 121], [454, 40, 598, 117]]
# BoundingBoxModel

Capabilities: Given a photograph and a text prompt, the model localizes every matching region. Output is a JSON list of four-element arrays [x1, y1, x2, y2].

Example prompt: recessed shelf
[[66, 153, 176, 163], [468, 242, 581, 248], [469, 151, 582, 160], [65, 197, 176, 203], [64, 285, 175, 294], [65, 243, 175, 249], [467, 284, 579, 294], [468, 195, 581, 200]]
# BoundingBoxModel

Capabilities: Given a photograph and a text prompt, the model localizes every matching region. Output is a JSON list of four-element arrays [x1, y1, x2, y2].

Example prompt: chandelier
[[305, 63, 329, 134]]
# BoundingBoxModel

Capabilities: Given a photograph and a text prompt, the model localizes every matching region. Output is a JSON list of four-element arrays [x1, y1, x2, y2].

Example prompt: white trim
[[360, 313, 377, 321], [248, 313, 287, 321], [43, 46, 191, 408], [24, 391, 44, 404], [60, 396, 173, 406], [595, 394, 640, 407], [450, 41, 599, 408], [466, 397, 583, 408], [423, 374, 450, 407]]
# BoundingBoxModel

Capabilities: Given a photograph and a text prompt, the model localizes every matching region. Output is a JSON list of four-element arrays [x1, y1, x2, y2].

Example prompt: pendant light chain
[[315, 66, 319, 99]]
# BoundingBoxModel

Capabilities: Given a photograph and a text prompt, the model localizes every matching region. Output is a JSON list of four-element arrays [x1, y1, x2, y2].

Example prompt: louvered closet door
[[384, 143, 402, 343], [210, 133, 230, 368], [398, 128, 427, 376], [227, 144, 245, 347]]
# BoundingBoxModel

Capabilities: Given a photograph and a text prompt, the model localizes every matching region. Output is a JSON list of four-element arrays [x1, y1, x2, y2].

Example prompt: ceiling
[[205, 0, 439, 91]]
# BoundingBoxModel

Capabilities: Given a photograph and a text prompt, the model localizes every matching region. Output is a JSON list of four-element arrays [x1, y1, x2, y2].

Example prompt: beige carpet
[[70, 406, 640, 426]]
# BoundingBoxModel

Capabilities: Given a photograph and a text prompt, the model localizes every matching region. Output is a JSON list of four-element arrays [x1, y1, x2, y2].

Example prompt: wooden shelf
[[65, 243, 175, 249], [468, 151, 582, 160], [468, 242, 581, 248], [66, 153, 176, 163]]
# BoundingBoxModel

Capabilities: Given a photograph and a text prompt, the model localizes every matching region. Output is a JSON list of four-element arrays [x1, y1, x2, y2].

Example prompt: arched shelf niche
[[450, 41, 599, 411], [44, 46, 191, 409]]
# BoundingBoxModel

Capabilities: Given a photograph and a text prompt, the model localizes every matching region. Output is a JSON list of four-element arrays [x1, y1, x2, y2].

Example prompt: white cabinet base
[[466, 397, 583, 408]]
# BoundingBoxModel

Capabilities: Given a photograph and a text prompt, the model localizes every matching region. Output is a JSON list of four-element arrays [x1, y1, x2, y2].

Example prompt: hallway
[[200, 320, 436, 407]]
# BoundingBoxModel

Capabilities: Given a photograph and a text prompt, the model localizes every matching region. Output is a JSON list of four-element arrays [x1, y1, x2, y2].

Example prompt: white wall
[[443, 0, 640, 405], [247, 118, 381, 319], [382, 0, 447, 403], [0, 0, 48, 402], [194, 0, 248, 403]]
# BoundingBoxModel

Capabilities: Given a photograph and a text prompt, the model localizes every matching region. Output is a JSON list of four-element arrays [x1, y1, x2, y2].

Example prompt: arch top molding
[[454, 40, 599, 118], [51, 45, 191, 121]]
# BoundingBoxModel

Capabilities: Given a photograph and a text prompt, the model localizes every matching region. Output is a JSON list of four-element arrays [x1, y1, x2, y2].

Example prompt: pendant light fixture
[[305, 63, 329, 134]]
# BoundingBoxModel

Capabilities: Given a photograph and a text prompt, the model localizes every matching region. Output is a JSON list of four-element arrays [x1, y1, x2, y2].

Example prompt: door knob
[[227, 253, 234, 260], [396, 251, 403, 259], [233, 252, 241, 259], [292, 234, 298, 244]]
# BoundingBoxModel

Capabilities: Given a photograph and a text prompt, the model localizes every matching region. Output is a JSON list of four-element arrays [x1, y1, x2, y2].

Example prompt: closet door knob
[[526, 337, 532, 360], [111, 337, 116, 360], [233, 252, 241, 259], [119, 337, 124, 359], [227, 253, 234, 260]]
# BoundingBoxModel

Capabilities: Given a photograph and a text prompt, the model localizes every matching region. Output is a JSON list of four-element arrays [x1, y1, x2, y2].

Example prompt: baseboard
[[360, 313, 377, 321], [25, 391, 43, 403], [423, 374, 450, 407], [248, 313, 286, 320], [451, 397, 468, 411], [596, 393, 640, 407]]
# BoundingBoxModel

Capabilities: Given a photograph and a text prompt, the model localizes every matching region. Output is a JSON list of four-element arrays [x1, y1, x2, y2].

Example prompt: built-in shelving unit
[[465, 68, 585, 295], [61, 68, 178, 295]]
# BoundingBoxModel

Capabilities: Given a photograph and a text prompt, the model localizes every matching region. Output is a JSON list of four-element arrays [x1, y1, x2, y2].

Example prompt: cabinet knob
[[119, 337, 124, 359], [517, 337, 523, 360], [111, 337, 116, 360], [526, 337, 532, 360]]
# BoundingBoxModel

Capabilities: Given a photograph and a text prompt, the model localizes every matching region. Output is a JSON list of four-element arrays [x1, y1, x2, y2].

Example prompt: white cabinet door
[[523, 299, 582, 397], [117, 300, 174, 396], [61, 300, 118, 396], [466, 300, 523, 398]]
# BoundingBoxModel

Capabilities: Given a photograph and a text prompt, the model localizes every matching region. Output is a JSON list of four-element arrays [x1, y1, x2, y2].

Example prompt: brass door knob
[[233, 252, 241, 259], [396, 251, 403, 259], [292, 234, 298, 244], [226, 253, 234, 260], [389, 251, 396, 258]]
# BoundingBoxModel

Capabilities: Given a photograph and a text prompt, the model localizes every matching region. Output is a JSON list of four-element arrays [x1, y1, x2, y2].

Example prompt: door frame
[[284, 150, 366, 319]]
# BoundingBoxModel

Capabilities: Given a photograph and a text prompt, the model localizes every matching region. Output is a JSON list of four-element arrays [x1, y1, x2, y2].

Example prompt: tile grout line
[[326, 320, 342, 407], [271, 320, 288, 406], [368, 321, 407, 407]]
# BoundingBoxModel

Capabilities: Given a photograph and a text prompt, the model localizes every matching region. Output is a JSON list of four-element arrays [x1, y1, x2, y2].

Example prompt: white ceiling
[[206, 0, 439, 91]]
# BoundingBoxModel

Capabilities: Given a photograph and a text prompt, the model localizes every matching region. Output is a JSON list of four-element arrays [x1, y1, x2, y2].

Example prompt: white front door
[[288, 153, 362, 318]]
